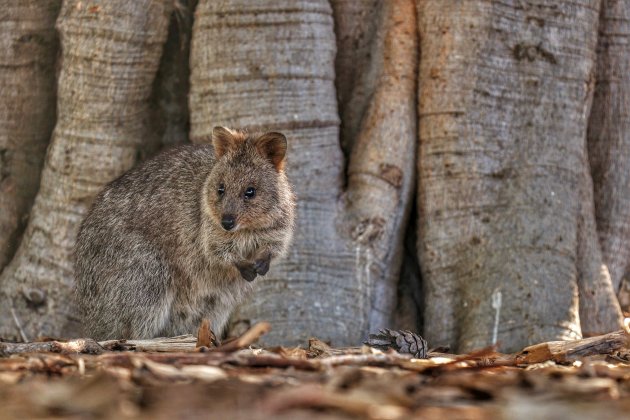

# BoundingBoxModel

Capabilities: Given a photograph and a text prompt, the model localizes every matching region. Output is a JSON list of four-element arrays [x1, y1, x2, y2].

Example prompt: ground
[[0, 321, 629, 419]]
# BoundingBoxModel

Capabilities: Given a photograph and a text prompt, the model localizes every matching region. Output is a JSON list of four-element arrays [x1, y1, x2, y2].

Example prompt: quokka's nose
[[221, 215, 236, 231]]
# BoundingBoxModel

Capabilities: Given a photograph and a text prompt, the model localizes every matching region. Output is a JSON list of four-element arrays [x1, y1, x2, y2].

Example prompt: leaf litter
[[0, 319, 629, 419]]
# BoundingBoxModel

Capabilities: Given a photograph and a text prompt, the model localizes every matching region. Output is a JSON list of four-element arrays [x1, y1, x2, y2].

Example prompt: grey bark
[[150, 0, 195, 151], [575, 0, 625, 337], [331, 0, 379, 154], [393, 213, 423, 333], [0, 0, 172, 341], [588, 0, 630, 296], [0, 1, 61, 271], [190, 0, 417, 345], [343, 0, 418, 332], [619, 275, 630, 311], [577, 152, 623, 336], [417, 0, 603, 352]]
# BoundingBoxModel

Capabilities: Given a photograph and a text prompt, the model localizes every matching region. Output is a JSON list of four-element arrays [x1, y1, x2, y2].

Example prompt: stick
[[517, 329, 630, 364], [0, 338, 104, 355], [10, 307, 28, 343], [213, 322, 271, 352], [98, 335, 198, 352], [491, 289, 502, 346]]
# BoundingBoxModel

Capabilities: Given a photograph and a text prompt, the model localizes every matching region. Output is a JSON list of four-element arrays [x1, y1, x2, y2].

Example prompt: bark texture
[[190, 0, 416, 345], [343, 0, 418, 331], [576, 155, 623, 336], [588, 0, 630, 296], [0, 1, 61, 271], [333, 0, 421, 331], [0, 0, 172, 341], [331, 0, 379, 154], [150, 0, 195, 150], [417, 0, 602, 352], [393, 213, 423, 333]]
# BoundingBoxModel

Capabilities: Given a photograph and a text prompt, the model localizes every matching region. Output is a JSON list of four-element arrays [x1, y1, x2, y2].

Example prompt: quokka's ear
[[253, 132, 287, 171], [212, 126, 239, 158]]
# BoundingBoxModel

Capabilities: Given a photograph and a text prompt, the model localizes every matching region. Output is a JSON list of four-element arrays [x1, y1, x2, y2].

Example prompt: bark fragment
[[365, 329, 428, 359], [517, 328, 630, 364]]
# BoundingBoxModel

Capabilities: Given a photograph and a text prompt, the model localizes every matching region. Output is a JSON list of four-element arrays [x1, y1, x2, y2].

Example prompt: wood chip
[[195, 319, 217, 349], [213, 321, 271, 352]]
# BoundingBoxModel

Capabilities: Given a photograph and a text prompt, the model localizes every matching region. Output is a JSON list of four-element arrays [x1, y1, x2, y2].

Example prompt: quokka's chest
[[171, 266, 254, 311]]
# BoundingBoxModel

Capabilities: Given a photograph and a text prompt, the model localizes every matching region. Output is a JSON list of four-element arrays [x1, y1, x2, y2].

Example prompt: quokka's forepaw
[[236, 262, 257, 282], [254, 254, 271, 276], [236, 252, 271, 281]]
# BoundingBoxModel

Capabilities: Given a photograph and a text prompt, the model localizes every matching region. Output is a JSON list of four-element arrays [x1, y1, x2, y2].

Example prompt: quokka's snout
[[221, 214, 236, 231]]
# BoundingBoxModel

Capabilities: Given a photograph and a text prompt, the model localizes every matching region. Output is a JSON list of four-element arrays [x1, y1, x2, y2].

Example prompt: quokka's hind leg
[[78, 234, 174, 340], [110, 244, 175, 339]]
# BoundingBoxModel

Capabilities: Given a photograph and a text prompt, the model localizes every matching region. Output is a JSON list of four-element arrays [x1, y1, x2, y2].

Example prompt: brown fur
[[74, 127, 295, 339]]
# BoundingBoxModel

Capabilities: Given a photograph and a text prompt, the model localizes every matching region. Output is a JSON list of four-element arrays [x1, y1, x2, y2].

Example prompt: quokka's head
[[206, 126, 290, 232]]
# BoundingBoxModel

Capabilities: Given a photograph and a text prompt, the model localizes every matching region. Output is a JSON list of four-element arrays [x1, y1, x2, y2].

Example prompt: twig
[[130, 356, 227, 382], [491, 289, 502, 346], [98, 335, 198, 352], [0, 338, 104, 355], [213, 321, 271, 352], [230, 353, 320, 370], [93, 351, 227, 367], [319, 352, 412, 368], [308, 339, 362, 357], [10, 307, 28, 343], [419, 346, 518, 372]]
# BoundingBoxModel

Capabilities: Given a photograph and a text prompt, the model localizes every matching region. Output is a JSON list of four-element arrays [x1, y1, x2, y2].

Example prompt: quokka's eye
[[244, 187, 256, 199], [217, 184, 225, 196]]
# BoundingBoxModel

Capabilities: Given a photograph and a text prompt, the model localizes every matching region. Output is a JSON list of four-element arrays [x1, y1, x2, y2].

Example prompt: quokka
[[74, 127, 295, 339]]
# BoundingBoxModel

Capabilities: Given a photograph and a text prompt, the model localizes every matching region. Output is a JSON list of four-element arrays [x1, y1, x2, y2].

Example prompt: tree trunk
[[150, 0, 195, 151], [331, 1, 423, 332], [0, 1, 60, 271], [588, 0, 630, 296], [393, 211, 423, 333], [330, 0, 379, 154], [189, 0, 417, 346], [417, 0, 603, 352], [576, 151, 623, 336], [575, 0, 624, 337], [0, 0, 172, 341], [343, 0, 418, 332]]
